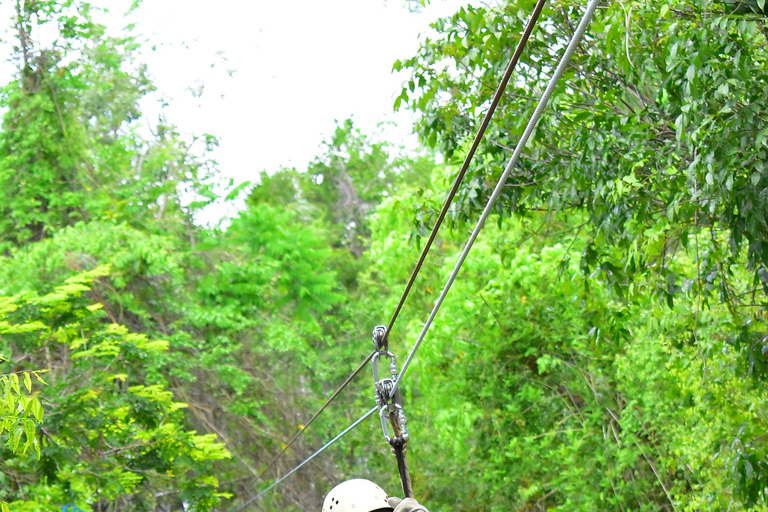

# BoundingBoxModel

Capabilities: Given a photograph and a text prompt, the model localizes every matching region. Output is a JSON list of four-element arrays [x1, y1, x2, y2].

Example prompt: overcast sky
[[1, 1, 467, 186]]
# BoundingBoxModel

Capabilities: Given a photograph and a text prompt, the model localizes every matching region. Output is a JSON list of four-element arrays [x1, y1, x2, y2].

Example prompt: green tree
[[366, 176, 768, 510], [395, 0, 768, 310], [0, 0, 217, 251], [0, 266, 230, 510], [250, 120, 435, 258], [389, 7, 768, 506]]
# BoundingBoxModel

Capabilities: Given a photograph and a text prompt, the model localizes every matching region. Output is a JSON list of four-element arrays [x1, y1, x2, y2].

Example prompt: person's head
[[322, 479, 393, 512]]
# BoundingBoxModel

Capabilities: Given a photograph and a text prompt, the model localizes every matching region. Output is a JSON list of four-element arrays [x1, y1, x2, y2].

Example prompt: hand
[[388, 497, 429, 512]]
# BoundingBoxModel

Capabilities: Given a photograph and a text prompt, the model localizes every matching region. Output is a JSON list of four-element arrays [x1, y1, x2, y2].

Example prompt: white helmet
[[322, 479, 393, 512]]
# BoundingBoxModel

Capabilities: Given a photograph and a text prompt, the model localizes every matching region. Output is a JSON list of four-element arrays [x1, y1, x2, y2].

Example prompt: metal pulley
[[371, 325, 413, 498]]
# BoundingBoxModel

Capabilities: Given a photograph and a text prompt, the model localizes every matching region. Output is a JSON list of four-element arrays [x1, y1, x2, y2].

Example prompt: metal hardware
[[370, 326, 412, 497], [372, 324, 387, 352], [371, 350, 409, 444]]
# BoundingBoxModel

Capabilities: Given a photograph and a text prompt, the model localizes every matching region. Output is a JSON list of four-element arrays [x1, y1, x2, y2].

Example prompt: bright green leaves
[[224, 205, 343, 320], [1, 301, 48, 512], [1, 291, 52, 462], [70, 323, 170, 361], [0, 370, 44, 457], [0, 267, 230, 510]]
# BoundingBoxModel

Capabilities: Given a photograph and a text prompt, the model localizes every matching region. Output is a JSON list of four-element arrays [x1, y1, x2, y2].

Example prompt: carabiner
[[370, 325, 413, 498], [370, 327, 409, 444]]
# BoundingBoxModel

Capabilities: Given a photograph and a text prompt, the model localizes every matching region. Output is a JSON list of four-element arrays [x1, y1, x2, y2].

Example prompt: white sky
[[1, 1, 467, 187]]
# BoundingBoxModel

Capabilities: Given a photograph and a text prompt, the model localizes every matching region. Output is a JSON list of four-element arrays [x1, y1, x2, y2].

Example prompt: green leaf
[[10, 374, 19, 394]]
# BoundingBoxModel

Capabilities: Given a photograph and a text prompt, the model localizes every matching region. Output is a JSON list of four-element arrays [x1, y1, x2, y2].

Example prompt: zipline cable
[[235, 1, 598, 506], [245, 0, 549, 488], [251, 351, 374, 479], [381, 0, 549, 345], [237, 406, 378, 511], [390, 0, 601, 398]]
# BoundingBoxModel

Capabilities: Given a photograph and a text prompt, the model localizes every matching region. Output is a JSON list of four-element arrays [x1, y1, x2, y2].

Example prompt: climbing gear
[[371, 326, 408, 445], [321, 479, 393, 512], [371, 326, 412, 498]]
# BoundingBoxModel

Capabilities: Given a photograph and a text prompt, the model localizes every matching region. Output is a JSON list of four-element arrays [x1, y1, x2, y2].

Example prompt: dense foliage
[[396, 0, 768, 310], [391, 0, 768, 510], [1, 0, 767, 511], [1, 266, 230, 510]]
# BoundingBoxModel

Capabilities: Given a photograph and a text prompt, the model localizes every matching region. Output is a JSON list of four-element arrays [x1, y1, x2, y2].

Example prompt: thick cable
[[236, 406, 378, 510], [253, 351, 374, 480], [382, 0, 549, 343], [391, 0, 601, 395]]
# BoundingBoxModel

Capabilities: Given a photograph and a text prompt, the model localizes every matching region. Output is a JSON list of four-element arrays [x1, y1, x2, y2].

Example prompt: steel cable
[[234, 0, 565, 506], [235, 407, 378, 511], [250, 351, 374, 481], [243, 0, 547, 491], [390, 0, 601, 397]]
